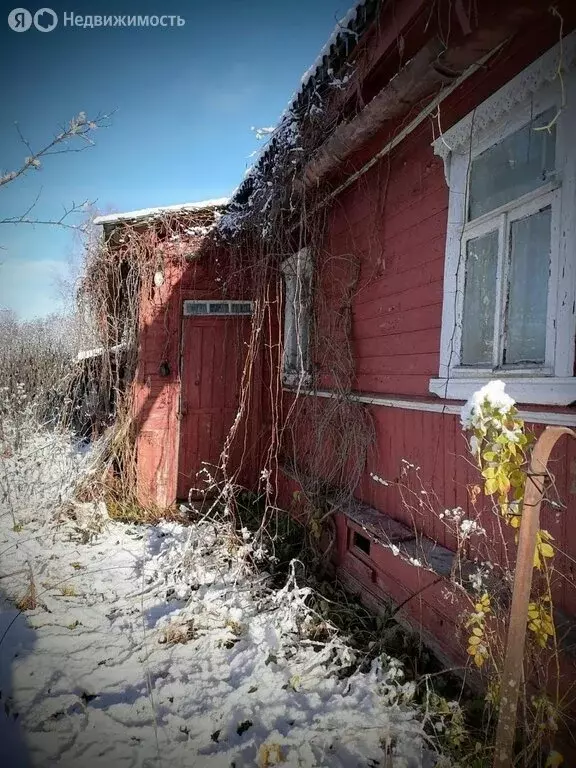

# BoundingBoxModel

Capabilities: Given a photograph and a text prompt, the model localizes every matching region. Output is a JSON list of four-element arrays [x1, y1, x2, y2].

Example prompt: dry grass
[[105, 494, 188, 526], [15, 570, 38, 612], [158, 620, 196, 645]]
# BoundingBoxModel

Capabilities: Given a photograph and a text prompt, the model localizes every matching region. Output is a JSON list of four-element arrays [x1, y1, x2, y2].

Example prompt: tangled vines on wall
[[70, 210, 221, 512], [72, 0, 385, 529], [212, 113, 378, 553]]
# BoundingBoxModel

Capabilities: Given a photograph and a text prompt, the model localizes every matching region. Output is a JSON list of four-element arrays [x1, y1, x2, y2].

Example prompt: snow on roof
[[222, 0, 372, 222], [93, 198, 229, 226], [76, 342, 125, 361], [293, 0, 367, 108], [243, 1, 369, 171]]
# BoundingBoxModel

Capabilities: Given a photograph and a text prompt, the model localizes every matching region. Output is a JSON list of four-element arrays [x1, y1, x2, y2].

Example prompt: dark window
[[352, 531, 371, 555], [184, 301, 208, 315], [209, 302, 229, 314]]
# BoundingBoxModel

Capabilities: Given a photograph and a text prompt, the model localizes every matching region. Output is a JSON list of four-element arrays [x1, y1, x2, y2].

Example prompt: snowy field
[[0, 420, 439, 767]]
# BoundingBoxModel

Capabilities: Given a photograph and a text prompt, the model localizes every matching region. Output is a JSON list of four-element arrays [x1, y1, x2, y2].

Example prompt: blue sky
[[0, 0, 348, 319]]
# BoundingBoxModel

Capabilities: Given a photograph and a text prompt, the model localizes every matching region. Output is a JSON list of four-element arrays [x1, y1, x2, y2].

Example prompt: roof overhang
[[93, 198, 229, 227]]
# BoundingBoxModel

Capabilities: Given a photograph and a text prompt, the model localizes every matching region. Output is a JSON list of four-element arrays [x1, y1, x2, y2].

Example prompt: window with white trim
[[430, 32, 576, 406], [281, 248, 312, 386]]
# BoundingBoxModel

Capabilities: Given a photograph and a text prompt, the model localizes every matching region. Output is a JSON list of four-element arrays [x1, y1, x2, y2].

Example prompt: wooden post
[[493, 426, 576, 768]]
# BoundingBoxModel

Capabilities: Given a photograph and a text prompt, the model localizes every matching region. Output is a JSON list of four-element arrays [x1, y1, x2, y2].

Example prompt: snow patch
[[94, 199, 229, 226], [461, 379, 516, 430], [76, 342, 125, 361], [0, 513, 434, 767], [0, 426, 439, 767]]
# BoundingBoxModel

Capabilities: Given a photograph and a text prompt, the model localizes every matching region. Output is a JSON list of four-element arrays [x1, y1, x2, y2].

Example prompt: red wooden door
[[177, 313, 252, 500]]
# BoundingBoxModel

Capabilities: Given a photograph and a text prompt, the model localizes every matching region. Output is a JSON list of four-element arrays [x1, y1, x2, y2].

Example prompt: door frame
[[176, 295, 256, 500]]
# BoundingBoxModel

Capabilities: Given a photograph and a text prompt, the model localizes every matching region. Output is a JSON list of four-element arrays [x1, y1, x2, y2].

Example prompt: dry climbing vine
[[70, 207, 222, 514], [462, 381, 558, 658]]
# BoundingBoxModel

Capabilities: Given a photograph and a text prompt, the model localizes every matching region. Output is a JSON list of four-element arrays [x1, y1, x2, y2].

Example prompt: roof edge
[[93, 198, 229, 226]]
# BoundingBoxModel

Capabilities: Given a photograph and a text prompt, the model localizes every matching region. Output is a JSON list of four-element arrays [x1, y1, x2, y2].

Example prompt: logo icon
[[33, 7, 57, 31], [8, 8, 32, 31]]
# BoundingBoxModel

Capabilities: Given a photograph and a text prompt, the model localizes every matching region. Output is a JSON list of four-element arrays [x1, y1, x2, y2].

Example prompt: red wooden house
[[93, 199, 265, 506], [96, 0, 576, 711]]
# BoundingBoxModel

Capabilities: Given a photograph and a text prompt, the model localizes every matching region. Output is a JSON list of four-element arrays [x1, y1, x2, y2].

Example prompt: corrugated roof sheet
[[228, 0, 381, 208]]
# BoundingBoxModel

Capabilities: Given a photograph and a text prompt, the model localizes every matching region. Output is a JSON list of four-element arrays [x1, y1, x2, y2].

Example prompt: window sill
[[429, 376, 576, 406]]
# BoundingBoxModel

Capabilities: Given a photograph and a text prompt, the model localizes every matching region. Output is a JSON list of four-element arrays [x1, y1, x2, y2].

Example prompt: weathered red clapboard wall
[[133, 236, 262, 507], [276, 6, 576, 680], [129, 0, 576, 702]]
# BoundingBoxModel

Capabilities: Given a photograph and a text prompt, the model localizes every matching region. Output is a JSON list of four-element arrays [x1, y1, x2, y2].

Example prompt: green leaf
[[539, 542, 554, 558], [533, 548, 542, 570], [510, 470, 525, 488], [485, 478, 498, 495], [497, 474, 511, 494]]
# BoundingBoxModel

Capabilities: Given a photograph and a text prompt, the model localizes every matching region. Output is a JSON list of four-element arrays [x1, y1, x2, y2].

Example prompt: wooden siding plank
[[356, 353, 439, 376], [354, 257, 445, 306], [354, 329, 441, 358], [353, 302, 442, 339], [353, 281, 444, 322]]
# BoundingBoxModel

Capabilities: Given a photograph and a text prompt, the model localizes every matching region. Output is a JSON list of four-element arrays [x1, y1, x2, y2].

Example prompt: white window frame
[[430, 31, 576, 406], [281, 248, 313, 387]]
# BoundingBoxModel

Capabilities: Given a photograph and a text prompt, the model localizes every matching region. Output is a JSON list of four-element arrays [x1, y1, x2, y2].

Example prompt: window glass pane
[[283, 278, 297, 372], [208, 302, 229, 314], [232, 302, 252, 315], [462, 230, 499, 365], [505, 207, 551, 365], [294, 304, 310, 372], [184, 301, 208, 315], [469, 109, 556, 220], [283, 272, 311, 377]]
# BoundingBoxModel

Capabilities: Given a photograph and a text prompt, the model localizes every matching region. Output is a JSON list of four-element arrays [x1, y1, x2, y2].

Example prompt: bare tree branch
[[0, 111, 112, 189], [0, 199, 96, 230], [0, 111, 112, 233]]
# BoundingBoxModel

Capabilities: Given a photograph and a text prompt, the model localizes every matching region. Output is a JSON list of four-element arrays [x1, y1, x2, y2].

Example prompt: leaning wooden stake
[[493, 426, 576, 768]]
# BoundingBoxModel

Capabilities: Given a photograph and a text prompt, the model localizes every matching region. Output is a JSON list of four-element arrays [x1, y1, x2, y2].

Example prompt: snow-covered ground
[[0, 419, 439, 767]]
